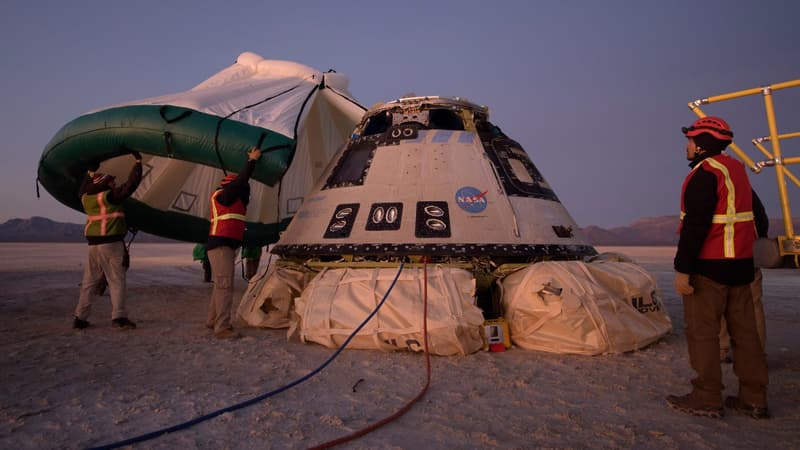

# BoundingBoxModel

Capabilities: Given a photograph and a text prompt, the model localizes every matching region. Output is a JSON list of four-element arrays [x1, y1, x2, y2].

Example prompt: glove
[[247, 147, 262, 161], [674, 272, 695, 296], [130, 150, 142, 161]]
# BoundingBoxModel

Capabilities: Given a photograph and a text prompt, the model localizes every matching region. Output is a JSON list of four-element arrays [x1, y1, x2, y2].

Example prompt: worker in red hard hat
[[204, 147, 262, 339], [74, 150, 143, 331], [681, 116, 734, 141], [683, 117, 770, 362], [667, 116, 770, 419]]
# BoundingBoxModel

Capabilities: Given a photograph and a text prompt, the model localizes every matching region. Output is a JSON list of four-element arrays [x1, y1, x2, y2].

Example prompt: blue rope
[[89, 263, 405, 450]]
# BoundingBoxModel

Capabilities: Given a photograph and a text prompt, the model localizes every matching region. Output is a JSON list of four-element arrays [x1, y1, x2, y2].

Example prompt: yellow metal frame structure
[[688, 79, 800, 260]]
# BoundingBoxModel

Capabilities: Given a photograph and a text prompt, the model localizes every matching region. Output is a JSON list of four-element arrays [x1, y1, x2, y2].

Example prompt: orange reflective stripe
[[211, 213, 247, 222], [209, 190, 246, 235], [84, 192, 125, 236], [710, 212, 754, 224], [210, 191, 221, 235]]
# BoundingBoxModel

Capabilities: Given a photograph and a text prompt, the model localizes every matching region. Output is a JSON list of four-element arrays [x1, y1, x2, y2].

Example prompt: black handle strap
[[159, 105, 192, 124], [163, 131, 174, 157]]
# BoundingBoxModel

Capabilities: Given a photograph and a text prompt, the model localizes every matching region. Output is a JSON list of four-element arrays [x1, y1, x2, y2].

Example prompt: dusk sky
[[1, 0, 798, 228]]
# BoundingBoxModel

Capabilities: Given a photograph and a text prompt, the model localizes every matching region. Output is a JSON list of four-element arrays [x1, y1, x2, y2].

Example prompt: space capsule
[[243, 96, 672, 356], [273, 96, 597, 263]]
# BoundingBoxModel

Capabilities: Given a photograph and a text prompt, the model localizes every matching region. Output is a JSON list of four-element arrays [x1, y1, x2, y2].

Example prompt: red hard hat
[[682, 116, 733, 141], [220, 174, 237, 186]]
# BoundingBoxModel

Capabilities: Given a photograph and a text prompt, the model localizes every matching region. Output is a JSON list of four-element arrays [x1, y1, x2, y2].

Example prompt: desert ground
[[0, 243, 798, 449]]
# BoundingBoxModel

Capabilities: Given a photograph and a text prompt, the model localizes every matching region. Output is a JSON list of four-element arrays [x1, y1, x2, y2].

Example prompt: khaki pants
[[720, 268, 765, 356], [207, 246, 236, 333], [75, 241, 128, 320], [683, 274, 768, 406]]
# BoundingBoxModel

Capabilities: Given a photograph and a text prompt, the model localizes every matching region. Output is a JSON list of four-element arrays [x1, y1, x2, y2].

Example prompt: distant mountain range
[[0, 216, 797, 245], [582, 215, 798, 246], [581, 216, 683, 246], [0, 217, 174, 243]]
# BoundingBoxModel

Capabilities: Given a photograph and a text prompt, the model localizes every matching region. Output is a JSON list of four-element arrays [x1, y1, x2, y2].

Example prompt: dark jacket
[[674, 153, 766, 285], [206, 159, 257, 251], [78, 162, 143, 245]]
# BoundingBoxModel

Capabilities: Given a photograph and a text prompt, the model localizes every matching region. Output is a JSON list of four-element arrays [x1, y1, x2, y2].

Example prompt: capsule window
[[508, 158, 534, 184], [362, 111, 392, 136], [325, 140, 376, 188], [427, 109, 464, 131]]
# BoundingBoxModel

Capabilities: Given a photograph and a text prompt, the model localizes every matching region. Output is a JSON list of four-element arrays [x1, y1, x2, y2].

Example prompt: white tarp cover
[[104, 51, 365, 228], [289, 267, 485, 356], [501, 260, 672, 355], [238, 266, 314, 329]]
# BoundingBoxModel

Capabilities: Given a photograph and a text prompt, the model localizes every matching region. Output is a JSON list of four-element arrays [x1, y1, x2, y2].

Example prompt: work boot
[[666, 393, 723, 418], [725, 396, 771, 419], [214, 328, 241, 340], [112, 317, 137, 330], [73, 317, 90, 330]]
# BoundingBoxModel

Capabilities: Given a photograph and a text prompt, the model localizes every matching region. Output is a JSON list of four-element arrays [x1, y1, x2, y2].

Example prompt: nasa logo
[[455, 186, 488, 214]]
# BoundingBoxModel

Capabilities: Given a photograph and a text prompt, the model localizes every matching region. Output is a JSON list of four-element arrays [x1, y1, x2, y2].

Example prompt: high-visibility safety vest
[[82, 191, 127, 237], [680, 154, 755, 259], [209, 189, 247, 240]]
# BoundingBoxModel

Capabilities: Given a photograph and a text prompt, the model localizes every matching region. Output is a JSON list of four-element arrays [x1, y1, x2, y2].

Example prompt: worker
[[205, 147, 261, 339], [73, 151, 142, 330], [668, 116, 770, 419]]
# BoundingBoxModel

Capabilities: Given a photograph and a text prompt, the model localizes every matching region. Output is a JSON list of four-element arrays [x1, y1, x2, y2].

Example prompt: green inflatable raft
[[37, 104, 296, 246]]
